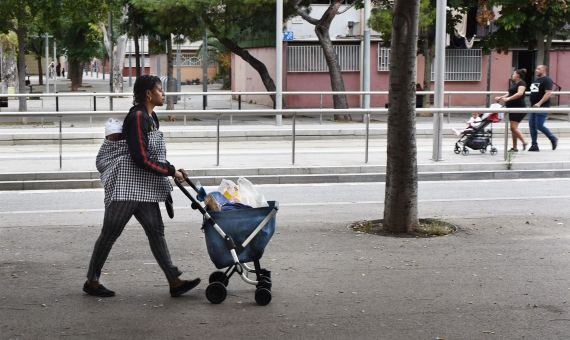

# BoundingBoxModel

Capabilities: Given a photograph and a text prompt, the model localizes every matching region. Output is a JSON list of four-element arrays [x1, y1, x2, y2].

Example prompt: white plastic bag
[[217, 179, 240, 202], [237, 177, 268, 208]]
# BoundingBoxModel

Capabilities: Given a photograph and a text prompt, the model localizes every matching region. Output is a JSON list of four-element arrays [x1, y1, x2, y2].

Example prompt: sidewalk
[[1, 183, 569, 339]]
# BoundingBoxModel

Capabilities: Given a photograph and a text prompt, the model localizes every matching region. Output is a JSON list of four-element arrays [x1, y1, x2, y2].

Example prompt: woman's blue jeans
[[528, 112, 556, 145]]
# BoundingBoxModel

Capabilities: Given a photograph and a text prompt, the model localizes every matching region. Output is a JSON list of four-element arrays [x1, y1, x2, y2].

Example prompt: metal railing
[[2, 106, 570, 169], [287, 45, 360, 72]]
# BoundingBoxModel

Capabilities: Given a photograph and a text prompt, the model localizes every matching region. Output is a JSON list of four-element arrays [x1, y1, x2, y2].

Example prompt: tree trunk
[[134, 31, 141, 78], [216, 36, 276, 106], [15, 26, 27, 112], [296, 0, 349, 119], [544, 35, 552, 67], [422, 40, 434, 110], [315, 26, 349, 119], [536, 31, 546, 66], [69, 60, 83, 91], [36, 56, 43, 85], [166, 38, 175, 110], [383, 0, 420, 233]]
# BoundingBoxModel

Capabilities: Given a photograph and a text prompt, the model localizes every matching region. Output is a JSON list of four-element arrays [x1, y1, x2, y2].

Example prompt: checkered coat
[[96, 130, 172, 207]]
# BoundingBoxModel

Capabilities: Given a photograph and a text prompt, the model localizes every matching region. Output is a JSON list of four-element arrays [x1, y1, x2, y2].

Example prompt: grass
[[350, 218, 456, 238]]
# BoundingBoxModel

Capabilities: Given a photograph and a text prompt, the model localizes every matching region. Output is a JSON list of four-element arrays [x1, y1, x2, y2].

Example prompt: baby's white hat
[[105, 118, 123, 136]]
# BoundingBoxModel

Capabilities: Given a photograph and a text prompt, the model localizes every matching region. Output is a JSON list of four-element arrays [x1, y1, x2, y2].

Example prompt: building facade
[[232, 3, 570, 108]]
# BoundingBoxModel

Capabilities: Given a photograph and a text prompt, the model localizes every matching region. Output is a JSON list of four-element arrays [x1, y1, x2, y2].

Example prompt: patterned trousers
[[87, 201, 182, 283]]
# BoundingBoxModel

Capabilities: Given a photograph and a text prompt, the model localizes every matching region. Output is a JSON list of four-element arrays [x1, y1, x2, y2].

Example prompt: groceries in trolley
[[201, 178, 269, 212]]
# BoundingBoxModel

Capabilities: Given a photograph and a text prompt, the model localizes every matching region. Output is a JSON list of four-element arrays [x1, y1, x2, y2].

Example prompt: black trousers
[[87, 201, 182, 283]]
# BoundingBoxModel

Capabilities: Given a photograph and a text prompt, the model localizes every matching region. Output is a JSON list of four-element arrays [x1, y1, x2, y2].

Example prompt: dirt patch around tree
[[349, 218, 457, 238]]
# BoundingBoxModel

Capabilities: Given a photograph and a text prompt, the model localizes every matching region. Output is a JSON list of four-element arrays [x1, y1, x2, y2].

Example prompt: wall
[[232, 45, 570, 108], [549, 50, 570, 106], [146, 54, 217, 83], [232, 47, 277, 107]]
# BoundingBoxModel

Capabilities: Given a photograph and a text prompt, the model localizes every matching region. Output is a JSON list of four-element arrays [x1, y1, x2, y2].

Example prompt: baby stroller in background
[[175, 178, 277, 306], [454, 110, 501, 156]]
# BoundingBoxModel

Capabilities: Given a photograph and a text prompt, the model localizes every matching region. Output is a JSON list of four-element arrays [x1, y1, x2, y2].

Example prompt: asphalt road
[[1, 180, 569, 339]]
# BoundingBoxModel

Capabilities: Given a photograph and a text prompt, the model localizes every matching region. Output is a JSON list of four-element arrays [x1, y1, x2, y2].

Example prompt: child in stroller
[[452, 112, 482, 136], [454, 105, 501, 156]]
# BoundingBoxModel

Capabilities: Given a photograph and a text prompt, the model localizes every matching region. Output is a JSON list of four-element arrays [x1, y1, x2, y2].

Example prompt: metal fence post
[[319, 93, 323, 124], [365, 112, 370, 163], [56, 94, 62, 169], [216, 113, 221, 166], [447, 94, 452, 123], [92, 94, 96, 127], [292, 112, 296, 165], [504, 112, 509, 161], [238, 94, 242, 110]]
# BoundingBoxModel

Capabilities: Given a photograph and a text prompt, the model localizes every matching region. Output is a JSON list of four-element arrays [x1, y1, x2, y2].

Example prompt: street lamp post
[[432, 0, 447, 161], [275, 0, 283, 126], [45, 34, 50, 94]]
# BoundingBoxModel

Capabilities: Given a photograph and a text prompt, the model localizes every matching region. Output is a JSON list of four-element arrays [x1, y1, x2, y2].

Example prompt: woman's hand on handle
[[173, 170, 185, 182]]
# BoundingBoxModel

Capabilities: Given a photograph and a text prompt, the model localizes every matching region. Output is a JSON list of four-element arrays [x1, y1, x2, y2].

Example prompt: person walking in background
[[84, 75, 200, 298], [495, 69, 528, 152], [528, 65, 558, 152]]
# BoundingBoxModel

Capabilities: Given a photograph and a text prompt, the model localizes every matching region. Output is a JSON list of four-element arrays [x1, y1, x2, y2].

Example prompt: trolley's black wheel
[[258, 268, 271, 279], [209, 271, 229, 286], [255, 287, 272, 306], [461, 148, 469, 156], [480, 148, 486, 154], [258, 277, 272, 290], [490, 147, 498, 155], [206, 282, 227, 304], [454, 144, 461, 154]]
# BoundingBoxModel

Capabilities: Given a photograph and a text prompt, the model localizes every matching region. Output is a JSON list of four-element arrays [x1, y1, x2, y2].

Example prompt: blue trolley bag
[[203, 201, 277, 269]]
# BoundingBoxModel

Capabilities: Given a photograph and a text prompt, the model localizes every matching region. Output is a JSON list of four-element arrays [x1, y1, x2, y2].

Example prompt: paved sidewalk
[[1, 183, 569, 339]]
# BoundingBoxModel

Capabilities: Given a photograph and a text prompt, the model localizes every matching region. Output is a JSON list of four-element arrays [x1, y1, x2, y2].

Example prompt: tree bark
[[544, 35, 552, 67], [296, 0, 349, 119], [36, 56, 43, 86], [216, 35, 276, 106], [166, 38, 175, 110], [383, 0, 420, 233], [15, 26, 27, 112], [134, 31, 141, 78], [535, 31, 546, 66], [422, 40, 434, 110], [69, 60, 83, 91]]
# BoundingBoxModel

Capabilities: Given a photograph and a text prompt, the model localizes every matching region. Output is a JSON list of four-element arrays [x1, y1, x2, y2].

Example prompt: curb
[[1, 168, 569, 191]]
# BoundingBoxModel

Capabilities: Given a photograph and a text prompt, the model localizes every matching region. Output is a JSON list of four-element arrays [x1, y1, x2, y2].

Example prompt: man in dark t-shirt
[[528, 65, 558, 151]]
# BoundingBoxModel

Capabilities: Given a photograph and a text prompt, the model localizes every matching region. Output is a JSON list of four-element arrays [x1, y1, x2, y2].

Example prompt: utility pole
[[53, 40, 57, 93], [275, 0, 283, 125], [128, 39, 132, 86], [141, 36, 145, 75], [45, 33, 50, 93], [108, 9, 113, 110], [202, 31, 208, 109], [362, 0, 371, 110], [485, 22, 493, 107], [432, 0, 446, 161], [176, 41, 181, 94]]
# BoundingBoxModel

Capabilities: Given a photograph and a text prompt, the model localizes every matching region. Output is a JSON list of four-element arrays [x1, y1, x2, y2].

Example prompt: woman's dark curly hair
[[133, 75, 162, 105]]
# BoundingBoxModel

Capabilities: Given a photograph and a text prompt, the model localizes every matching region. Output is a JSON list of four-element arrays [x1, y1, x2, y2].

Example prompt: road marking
[[1, 195, 570, 215]]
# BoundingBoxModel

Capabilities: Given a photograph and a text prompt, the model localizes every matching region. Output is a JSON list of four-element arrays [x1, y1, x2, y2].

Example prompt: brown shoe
[[83, 281, 115, 297], [170, 278, 201, 297]]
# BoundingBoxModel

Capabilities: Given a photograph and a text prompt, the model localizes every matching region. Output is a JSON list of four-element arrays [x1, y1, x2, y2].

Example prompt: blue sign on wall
[[283, 31, 294, 41]]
